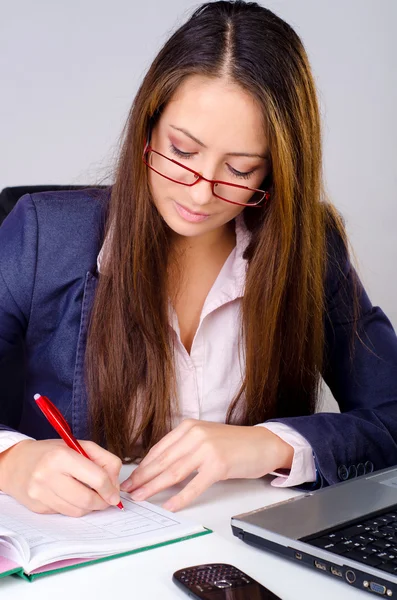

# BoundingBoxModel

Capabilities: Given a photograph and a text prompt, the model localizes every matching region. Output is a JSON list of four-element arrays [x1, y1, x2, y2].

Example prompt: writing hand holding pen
[[0, 394, 123, 517], [34, 394, 124, 510]]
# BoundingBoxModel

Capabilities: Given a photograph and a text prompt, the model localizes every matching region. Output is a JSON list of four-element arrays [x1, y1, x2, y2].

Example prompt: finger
[[19, 495, 54, 515], [33, 487, 97, 518], [162, 470, 217, 512], [120, 421, 198, 492], [57, 450, 121, 507], [25, 484, 92, 517], [78, 441, 122, 489], [128, 454, 200, 502], [140, 420, 198, 468], [121, 431, 200, 493], [50, 473, 110, 512]]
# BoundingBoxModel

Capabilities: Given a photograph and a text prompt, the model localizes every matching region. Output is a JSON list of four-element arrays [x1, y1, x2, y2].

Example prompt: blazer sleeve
[[0, 194, 37, 431], [269, 227, 397, 488]]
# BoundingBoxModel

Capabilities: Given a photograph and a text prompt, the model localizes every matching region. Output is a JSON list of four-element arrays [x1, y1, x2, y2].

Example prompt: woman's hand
[[120, 420, 294, 511], [0, 439, 122, 517]]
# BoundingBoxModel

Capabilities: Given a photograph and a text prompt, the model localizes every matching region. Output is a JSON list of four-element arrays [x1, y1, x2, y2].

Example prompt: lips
[[173, 201, 210, 223], [177, 202, 209, 216]]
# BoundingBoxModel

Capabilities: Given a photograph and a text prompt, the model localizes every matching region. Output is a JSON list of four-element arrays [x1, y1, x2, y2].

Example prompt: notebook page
[[0, 524, 31, 567], [0, 537, 25, 567], [0, 494, 204, 573]]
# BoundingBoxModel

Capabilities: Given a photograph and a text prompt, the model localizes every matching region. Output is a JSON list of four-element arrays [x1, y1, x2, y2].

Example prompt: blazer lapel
[[71, 271, 98, 438]]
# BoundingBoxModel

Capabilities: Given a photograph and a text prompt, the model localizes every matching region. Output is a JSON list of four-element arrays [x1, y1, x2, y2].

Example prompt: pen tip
[[34, 394, 41, 400]]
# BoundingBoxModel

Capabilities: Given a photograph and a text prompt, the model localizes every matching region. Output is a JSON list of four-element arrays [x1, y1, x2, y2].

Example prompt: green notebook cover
[[1, 528, 212, 582]]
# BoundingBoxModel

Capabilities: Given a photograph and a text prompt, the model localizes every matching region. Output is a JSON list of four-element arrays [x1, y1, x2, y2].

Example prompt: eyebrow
[[169, 125, 270, 160]]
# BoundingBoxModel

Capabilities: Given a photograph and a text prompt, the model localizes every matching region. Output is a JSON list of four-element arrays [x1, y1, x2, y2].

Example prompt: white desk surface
[[1, 465, 364, 600]]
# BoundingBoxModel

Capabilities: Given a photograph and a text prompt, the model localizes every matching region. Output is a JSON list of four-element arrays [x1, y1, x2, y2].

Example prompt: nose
[[188, 172, 215, 208]]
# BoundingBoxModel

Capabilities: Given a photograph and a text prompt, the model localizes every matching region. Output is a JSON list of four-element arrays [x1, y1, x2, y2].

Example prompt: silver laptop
[[231, 466, 397, 597]]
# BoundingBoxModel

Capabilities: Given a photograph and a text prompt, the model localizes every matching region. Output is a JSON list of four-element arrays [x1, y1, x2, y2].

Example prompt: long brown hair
[[86, 0, 347, 459]]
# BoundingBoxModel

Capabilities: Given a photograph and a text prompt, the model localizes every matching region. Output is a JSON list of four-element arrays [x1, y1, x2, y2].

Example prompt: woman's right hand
[[0, 439, 122, 517]]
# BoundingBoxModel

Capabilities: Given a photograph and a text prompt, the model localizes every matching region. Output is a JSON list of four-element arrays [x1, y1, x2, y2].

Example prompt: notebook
[[231, 465, 397, 597], [0, 492, 210, 582]]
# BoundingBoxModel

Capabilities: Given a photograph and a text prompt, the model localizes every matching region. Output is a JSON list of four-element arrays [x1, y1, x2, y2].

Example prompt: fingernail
[[120, 480, 132, 492], [130, 488, 145, 501], [162, 500, 176, 512], [109, 493, 121, 506]]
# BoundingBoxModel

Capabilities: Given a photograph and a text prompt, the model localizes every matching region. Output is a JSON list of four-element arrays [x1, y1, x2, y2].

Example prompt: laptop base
[[232, 524, 397, 597]]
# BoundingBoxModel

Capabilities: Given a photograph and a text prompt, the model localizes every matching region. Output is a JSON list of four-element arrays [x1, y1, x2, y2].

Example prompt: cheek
[[225, 205, 245, 221], [148, 170, 159, 196], [148, 171, 169, 208]]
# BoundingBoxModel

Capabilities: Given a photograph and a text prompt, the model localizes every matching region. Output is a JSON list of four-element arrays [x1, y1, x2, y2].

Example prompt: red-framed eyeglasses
[[142, 141, 270, 208]]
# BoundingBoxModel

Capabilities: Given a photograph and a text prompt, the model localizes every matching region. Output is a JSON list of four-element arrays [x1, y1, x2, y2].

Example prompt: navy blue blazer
[[1, 189, 397, 488]]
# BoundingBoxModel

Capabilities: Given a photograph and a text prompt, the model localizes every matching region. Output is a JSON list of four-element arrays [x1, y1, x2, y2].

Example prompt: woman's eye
[[169, 143, 193, 159], [228, 165, 255, 180], [168, 144, 256, 180]]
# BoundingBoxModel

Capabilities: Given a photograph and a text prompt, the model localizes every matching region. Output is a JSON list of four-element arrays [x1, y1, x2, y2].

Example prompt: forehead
[[158, 75, 267, 152]]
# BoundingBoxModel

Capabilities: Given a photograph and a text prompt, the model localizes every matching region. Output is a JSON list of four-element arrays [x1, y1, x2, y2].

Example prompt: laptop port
[[346, 570, 356, 584], [314, 560, 327, 571], [369, 581, 386, 595], [294, 552, 302, 560], [330, 566, 343, 578]]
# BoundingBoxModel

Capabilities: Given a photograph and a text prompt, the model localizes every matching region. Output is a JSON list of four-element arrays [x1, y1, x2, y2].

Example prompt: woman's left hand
[[120, 419, 294, 511]]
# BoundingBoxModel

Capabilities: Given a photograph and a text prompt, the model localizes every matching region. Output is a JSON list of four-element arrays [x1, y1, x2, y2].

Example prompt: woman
[[0, 1, 396, 517]]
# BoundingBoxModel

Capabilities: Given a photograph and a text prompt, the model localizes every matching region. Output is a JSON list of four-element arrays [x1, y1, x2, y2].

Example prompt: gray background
[[1, 0, 396, 338]]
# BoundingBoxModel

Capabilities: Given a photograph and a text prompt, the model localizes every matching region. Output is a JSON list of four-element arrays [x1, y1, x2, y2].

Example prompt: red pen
[[34, 393, 124, 510]]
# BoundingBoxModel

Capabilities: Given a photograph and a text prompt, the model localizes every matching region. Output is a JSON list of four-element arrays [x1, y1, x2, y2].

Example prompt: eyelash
[[169, 143, 254, 180]]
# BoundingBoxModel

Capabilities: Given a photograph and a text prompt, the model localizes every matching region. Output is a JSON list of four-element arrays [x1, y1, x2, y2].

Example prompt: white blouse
[[0, 215, 316, 488]]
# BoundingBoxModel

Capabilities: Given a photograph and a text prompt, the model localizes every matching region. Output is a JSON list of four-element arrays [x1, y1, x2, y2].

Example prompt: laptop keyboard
[[306, 509, 397, 575]]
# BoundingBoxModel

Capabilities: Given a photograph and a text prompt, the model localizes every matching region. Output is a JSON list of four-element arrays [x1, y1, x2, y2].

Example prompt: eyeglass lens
[[148, 150, 265, 205]]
